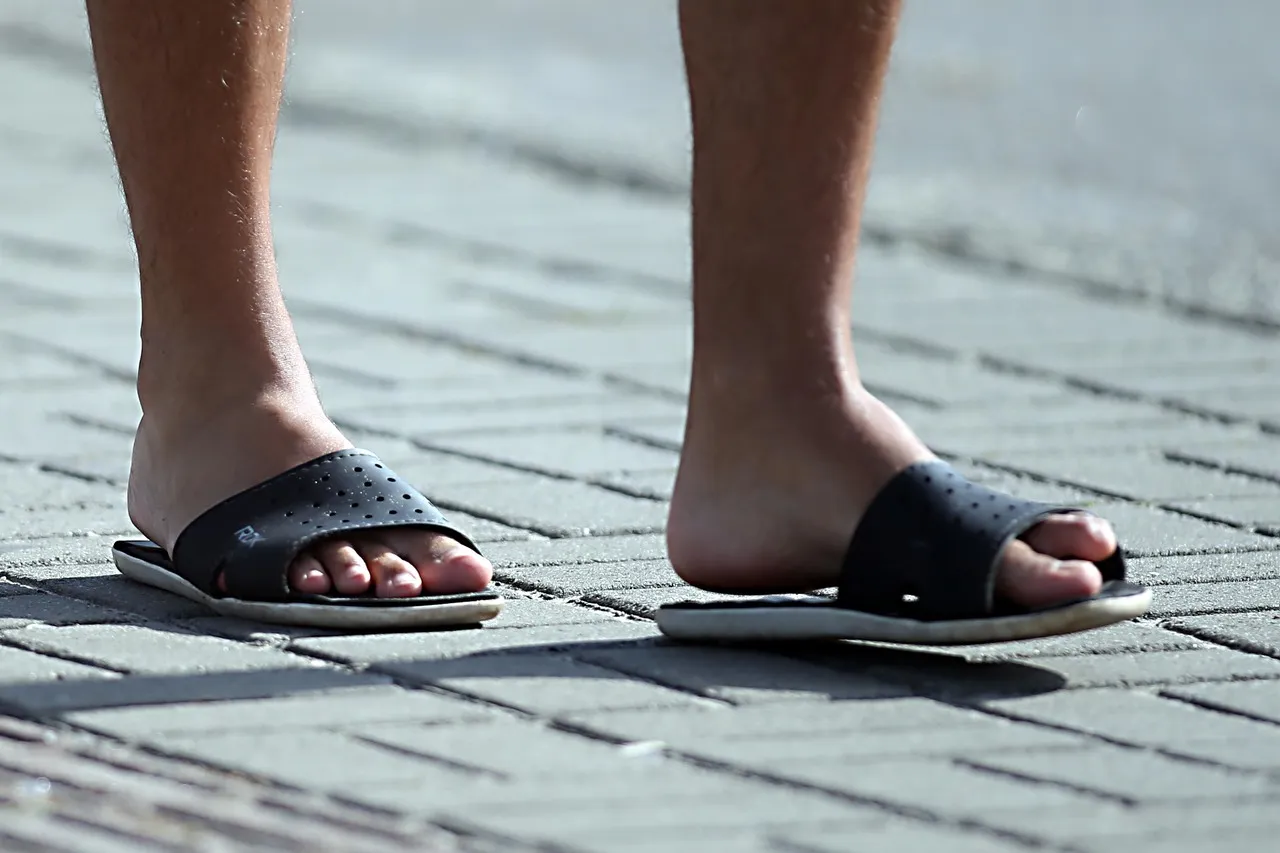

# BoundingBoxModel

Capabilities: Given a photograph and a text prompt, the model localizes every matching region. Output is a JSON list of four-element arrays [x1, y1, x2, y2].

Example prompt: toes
[[381, 530, 493, 594], [314, 540, 372, 595], [355, 541, 423, 598], [287, 553, 332, 595], [1021, 513, 1117, 562], [995, 539, 1103, 610]]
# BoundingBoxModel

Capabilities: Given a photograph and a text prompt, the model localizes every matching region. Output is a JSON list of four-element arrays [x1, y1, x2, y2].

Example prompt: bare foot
[[127, 385, 491, 598], [667, 387, 1113, 608]]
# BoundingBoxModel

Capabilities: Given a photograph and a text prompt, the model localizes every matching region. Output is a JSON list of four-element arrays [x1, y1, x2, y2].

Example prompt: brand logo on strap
[[235, 526, 265, 547]]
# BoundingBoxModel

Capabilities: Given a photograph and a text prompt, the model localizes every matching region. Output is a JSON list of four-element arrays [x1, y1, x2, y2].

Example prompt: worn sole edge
[[112, 548, 504, 630], [654, 589, 1153, 646]]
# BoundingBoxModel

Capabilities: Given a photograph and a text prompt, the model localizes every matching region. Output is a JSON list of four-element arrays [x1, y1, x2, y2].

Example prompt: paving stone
[[377, 653, 709, 714], [683, 720, 1090, 768], [606, 421, 683, 451], [968, 745, 1278, 802], [66, 684, 491, 737], [569, 699, 999, 750], [1065, 501, 1277, 556], [38, 574, 211, 620], [1172, 441, 1280, 482], [359, 719, 676, 778], [294, 621, 658, 665], [0, 502, 134, 539], [0, 542, 117, 573], [482, 534, 667, 568], [594, 469, 676, 499], [0, 643, 117, 690], [1168, 496, 1280, 533], [1163, 611, 1280, 657], [768, 757, 1107, 814], [573, 644, 908, 704], [0, 666, 379, 715], [444, 509, 540, 542], [498, 560, 679, 597], [957, 621, 1214, 660], [485, 597, 618, 629], [442, 795, 873, 842], [779, 820, 1045, 853], [429, 475, 667, 537], [5, 623, 329, 675], [981, 688, 1280, 746], [1166, 679, 1280, 724], [975, 450, 1280, 502], [345, 396, 683, 436], [1127, 551, 1280, 585], [150, 729, 480, 791], [980, 801, 1280, 846], [0, 591, 131, 628], [1146, 579, 1280, 617], [427, 428, 677, 478], [584, 585, 725, 617]]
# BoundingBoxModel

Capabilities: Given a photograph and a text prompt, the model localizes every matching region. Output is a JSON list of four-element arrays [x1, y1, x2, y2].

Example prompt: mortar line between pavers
[[1160, 689, 1280, 732], [0, 633, 131, 681], [1166, 450, 1280, 491]]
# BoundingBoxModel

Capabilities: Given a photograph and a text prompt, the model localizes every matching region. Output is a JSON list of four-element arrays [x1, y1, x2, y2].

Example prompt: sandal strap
[[171, 449, 477, 600], [837, 461, 1125, 620]]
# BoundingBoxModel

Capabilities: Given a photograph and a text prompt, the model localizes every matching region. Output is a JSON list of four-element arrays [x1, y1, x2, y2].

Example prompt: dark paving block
[[482, 534, 666, 568], [969, 745, 1277, 802], [573, 644, 909, 704], [498, 559, 678, 597]]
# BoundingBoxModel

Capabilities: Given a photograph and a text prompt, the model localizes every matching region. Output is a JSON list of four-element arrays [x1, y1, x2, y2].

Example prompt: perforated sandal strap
[[170, 450, 476, 600], [836, 461, 1125, 620]]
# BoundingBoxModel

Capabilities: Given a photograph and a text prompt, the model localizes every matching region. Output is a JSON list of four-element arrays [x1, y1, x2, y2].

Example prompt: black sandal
[[656, 461, 1150, 645], [112, 449, 503, 629]]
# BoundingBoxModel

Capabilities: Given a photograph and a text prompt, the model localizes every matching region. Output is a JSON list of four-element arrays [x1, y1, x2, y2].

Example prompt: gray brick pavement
[[2, 4, 1280, 852]]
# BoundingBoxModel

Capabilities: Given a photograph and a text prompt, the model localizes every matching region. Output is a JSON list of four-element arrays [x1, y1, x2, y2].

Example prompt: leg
[[86, 0, 489, 597], [668, 0, 1113, 606]]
